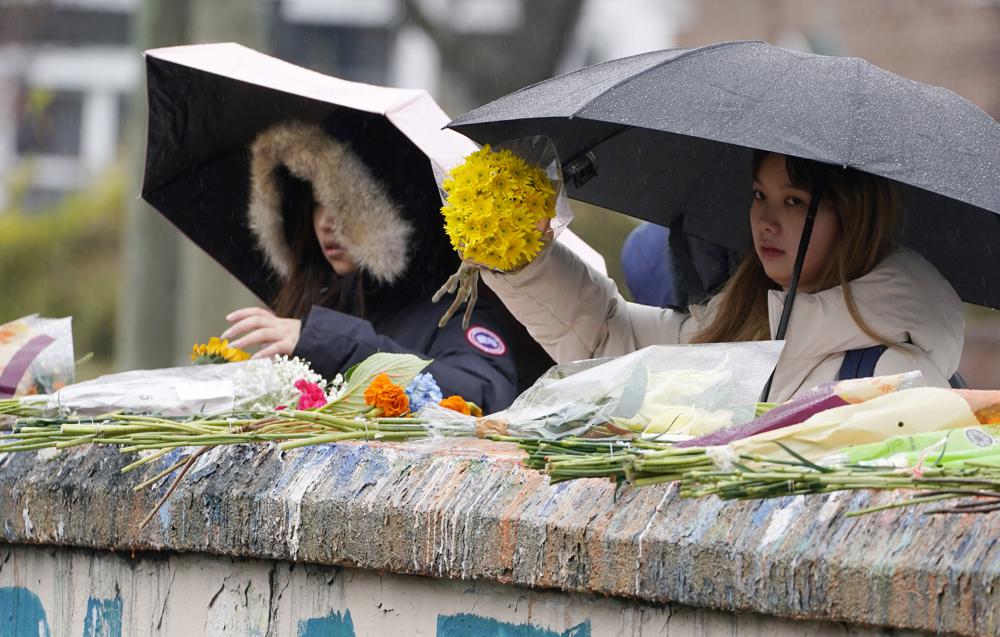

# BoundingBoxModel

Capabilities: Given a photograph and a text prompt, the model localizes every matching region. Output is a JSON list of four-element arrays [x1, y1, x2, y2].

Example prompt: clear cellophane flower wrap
[[432, 136, 574, 328], [23, 356, 334, 418], [422, 341, 784, 441]]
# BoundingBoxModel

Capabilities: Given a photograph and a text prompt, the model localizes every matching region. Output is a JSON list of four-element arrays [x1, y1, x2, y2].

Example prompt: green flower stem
[[282, 410, 369, 431], [55, 434, 97, 449], [61, 424, 156, 435], [113, 417, 221, 435], [278, 431, 370, 450], [0, 440, 59, 451], [372, 425, 431, 433], [373, 432, 429, 441], [550, 466, 627, 476], [121, 447, 176, 473], [119, 437, 254, 452], [631, 474, 680, 487], [133, 457, 189, 492], [844, 493, 959, 516]]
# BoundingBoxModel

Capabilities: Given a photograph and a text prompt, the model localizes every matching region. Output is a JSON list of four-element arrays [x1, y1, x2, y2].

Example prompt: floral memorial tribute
[[3, 326, 1000, 524]]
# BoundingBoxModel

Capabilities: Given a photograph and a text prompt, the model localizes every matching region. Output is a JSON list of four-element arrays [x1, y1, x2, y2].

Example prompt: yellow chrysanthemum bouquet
[[433, 137, 572, 327]]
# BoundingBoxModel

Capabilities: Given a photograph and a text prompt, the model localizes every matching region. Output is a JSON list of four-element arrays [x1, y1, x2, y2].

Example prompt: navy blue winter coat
[[294, 291, 519, 412]]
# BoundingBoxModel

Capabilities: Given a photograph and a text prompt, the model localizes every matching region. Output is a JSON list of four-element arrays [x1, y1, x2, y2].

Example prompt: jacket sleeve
[[481, 240, 698, 363], [421, 302, 519, 412], [293, 305, 517, 413]]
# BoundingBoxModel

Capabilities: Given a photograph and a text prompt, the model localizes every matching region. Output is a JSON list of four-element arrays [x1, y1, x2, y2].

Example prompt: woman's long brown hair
[[270, 166, 365, 319], [692, 152, 901, 344]]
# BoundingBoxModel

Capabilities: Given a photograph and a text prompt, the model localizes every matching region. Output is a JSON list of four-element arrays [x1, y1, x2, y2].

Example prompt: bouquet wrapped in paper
[[678, 371, 925, 448], [716, 386, 980, 463], [0, 314, 74, 398]]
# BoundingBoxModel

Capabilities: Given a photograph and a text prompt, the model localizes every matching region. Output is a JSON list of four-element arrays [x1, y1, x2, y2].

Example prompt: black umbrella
[[141, 42, 475, 303], [448, 40, 1000, 311]]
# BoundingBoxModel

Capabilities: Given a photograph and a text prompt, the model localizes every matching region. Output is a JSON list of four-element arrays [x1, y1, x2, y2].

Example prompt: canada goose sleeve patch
[[465, 326, 507, 356]]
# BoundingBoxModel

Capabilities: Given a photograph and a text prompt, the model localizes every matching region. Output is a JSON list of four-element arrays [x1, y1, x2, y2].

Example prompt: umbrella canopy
[[141, 43, 606, 303], [141, 42, 477, 302], [449, 40, 1000, 308]]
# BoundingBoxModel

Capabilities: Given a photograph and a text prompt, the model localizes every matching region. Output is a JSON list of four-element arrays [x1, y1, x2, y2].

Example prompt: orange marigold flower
[[439, 395, 471, 416], [364, 373, 410, 417]]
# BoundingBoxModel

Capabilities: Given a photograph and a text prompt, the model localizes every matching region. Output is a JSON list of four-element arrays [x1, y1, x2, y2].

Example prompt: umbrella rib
[[571, 40, 760, 117], [386, 90, 428, 118], [846, 58, 864, 168]]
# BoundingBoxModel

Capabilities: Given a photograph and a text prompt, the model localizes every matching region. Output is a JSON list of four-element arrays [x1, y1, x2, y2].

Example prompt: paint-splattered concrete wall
[[0, 439, 997, 635], [1, 544, 925, 636]]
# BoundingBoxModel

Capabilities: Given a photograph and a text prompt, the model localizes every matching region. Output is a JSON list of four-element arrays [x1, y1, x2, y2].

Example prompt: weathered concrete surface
[[0, 543, 926, 636], [0, 439, 996, 636]]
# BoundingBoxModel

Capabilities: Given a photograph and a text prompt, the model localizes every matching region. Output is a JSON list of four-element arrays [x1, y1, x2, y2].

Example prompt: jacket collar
[[766, 247, 964, 386]]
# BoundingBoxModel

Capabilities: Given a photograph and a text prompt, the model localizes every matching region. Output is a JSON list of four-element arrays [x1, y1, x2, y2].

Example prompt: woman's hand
[[222, 307, 302, 359], [537, 217, 554, 245]]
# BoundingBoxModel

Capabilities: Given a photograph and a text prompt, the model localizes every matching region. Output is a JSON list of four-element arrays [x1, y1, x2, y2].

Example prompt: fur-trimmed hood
[[247, 120, 413, 284]]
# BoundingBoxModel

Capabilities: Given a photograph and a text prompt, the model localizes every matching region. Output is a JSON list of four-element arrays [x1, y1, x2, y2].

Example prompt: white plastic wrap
[[425, 341, 785, 440], [0, 315, 75, 397], [40, 359, 274, 416]]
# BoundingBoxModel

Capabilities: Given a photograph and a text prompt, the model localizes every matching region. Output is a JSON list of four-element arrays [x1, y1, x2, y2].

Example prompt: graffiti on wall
[[297, 610, 355, 637], [437, 614, 592, 637], [1, 587, 591, 637], [1, 588, 122, 637]]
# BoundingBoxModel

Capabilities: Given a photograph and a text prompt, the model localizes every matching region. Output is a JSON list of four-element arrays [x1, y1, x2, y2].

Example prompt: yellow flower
[[191, 337, 250, 364], [440, 145, 557, 272]]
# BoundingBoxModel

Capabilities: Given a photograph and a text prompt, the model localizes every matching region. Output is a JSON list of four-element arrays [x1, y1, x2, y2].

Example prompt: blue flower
[[405, 372, 443, 412]]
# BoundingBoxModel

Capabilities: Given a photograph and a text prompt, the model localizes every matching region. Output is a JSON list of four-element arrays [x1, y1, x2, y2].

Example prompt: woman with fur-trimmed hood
[[222, 120, 532, 411]]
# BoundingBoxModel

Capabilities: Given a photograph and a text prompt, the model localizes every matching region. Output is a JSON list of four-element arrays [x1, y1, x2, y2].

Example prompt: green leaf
[[774, 441, 833, 473], [325, 353, 432, 413], [342, 361, 361, 382]]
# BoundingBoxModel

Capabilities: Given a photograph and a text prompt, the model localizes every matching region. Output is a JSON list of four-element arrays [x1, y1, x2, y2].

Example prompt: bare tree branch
[[401, 0, 586, 107]]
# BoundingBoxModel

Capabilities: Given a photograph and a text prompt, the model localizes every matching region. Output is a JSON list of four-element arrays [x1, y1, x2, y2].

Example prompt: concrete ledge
[[0, 439, 997, 636]]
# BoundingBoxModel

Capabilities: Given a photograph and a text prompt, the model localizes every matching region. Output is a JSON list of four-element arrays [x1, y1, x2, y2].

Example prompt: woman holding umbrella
[[447, 41, 1000, 401], [482, 149, 965, 402], [220, 120, 529, 412]]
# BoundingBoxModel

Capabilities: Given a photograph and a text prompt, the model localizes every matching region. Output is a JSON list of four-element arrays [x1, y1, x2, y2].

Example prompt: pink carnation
[[294, 379, 328, 410]]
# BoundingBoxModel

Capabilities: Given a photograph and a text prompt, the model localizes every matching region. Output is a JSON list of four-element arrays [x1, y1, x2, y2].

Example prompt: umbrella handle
[[561, 124, 632, 188], [564, 151, 598, 187], [759, 178, 825, 402]]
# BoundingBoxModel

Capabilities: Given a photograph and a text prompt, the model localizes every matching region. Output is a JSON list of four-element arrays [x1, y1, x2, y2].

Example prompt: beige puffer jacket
[[482, 241, 965, 402]]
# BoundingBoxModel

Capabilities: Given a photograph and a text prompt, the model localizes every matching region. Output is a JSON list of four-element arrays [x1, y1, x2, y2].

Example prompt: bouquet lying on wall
[[0, 314, 75, 398], [0, 340, 481, 529]]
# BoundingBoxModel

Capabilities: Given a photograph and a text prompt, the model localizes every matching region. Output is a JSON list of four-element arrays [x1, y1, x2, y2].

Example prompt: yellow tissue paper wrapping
[[729, 387, 978, 460]]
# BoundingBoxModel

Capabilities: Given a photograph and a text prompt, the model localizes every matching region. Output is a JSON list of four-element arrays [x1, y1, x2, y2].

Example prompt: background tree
[[115, 0, 265, 370]]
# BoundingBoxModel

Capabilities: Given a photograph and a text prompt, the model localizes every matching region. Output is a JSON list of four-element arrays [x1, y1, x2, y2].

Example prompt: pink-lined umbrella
[[141, 43, 604, 303]]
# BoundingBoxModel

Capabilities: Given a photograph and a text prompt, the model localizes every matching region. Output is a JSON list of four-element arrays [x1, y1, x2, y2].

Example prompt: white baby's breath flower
[[231, 356, 328, 411], [328, 373, 346, 400]]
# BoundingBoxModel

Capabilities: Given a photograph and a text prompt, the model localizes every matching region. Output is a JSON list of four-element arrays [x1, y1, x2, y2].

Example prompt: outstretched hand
[[222, 307, 301, 359]]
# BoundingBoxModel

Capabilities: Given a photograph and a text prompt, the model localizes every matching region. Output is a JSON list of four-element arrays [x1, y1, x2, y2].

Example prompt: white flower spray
[[232, 356, 341, 411]]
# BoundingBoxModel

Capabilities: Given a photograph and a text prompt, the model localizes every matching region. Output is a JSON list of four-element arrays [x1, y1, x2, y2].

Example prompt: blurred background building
[[0, 0, 997, 386]]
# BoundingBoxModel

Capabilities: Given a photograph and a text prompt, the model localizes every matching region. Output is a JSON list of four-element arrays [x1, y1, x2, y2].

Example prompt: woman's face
[[750, 154, 840, 292], [313, 205, 357, 276]]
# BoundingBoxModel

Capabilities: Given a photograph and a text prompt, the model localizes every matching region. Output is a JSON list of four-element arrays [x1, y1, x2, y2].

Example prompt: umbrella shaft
[[759, 178, 824, 401]]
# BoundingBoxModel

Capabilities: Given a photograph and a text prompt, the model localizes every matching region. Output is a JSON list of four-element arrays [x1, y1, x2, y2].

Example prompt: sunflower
[[191, 337, 251, 365]]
